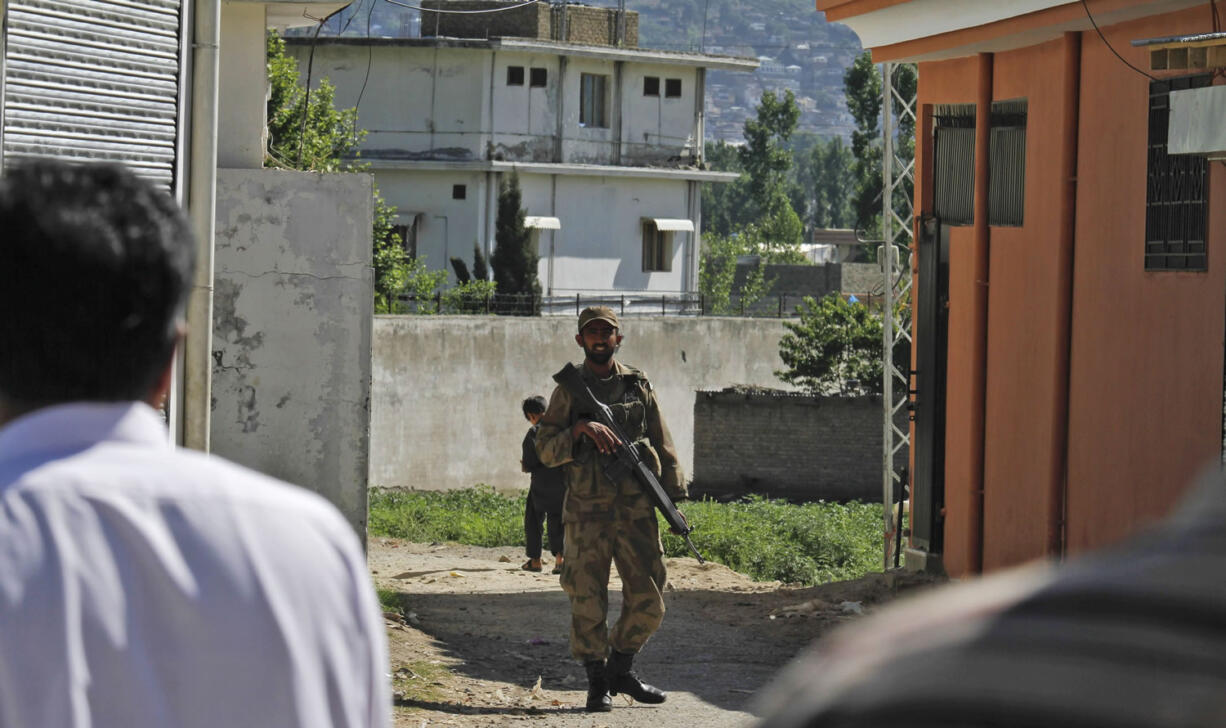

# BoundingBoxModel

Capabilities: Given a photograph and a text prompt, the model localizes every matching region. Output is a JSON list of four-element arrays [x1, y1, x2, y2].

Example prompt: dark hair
[[0, 160, 196, 405], [522, 395, 547, 416]]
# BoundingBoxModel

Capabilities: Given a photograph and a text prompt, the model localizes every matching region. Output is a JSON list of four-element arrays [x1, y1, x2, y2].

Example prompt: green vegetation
[[369, 487, 886, 586]]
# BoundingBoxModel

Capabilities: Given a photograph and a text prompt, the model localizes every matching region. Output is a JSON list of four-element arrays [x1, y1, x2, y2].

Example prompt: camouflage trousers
[[560, 515, 667, 663]]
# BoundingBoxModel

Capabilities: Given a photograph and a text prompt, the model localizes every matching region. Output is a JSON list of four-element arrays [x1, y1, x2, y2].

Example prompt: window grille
[[452, 184, 467, 200], [644, 76, 660, 96], [1145, 74, 1210, 271], [580, 73, 609, 127], [530, 68, 547, 87], [665, 78, 682, 98], [989, 99, 1027, 227], [933, 104, 975, 226], [507, 66, 524, 85]]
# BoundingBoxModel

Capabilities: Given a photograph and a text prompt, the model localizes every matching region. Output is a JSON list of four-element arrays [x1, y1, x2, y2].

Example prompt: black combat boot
[[584, 660, 612, 712], [606, 650, 666, 704]]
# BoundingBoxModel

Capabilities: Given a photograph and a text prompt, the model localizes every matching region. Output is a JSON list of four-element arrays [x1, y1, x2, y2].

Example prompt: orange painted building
[[818, 0, 1226, 577]]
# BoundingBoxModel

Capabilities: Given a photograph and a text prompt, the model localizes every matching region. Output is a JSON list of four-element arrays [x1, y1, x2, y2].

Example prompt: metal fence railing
[[389, 291, 882, 318]]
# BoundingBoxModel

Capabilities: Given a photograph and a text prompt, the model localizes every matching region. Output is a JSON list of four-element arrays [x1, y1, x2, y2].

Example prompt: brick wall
[[693, 389, 908, 502], [421, 1, 550, 40], [420, 1, 638, 46]]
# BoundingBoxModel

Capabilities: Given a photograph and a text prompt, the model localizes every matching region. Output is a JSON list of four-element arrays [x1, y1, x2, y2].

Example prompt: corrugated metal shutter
[[3, 0, 184, 191], [933, 104, 975, 227], [988, 99, 1027, 227]]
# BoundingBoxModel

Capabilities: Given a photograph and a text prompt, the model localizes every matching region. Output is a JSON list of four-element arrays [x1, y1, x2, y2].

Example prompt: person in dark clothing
[[522, 395, 565, 574]]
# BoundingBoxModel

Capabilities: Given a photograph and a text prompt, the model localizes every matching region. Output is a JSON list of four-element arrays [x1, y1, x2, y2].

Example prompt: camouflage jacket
[[535, 359, 686, 522]]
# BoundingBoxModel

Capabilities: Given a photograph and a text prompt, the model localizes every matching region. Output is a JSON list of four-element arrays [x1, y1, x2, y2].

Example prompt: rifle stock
[[555, 363, 705, 563]]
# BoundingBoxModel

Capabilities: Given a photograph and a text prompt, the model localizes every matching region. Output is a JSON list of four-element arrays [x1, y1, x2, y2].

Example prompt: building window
[[452, 184, 467, 200], [1146, 74, 1210, 271], [644, 76, 660, 96], [507, 66, 524, 86], [642, 221, 672, 272], [933, 104, 976, 226], [665, 78, 682, 98], [530, 67, 547, 87], [988, 99, 1027, 227], [580, 73, 609, 128]]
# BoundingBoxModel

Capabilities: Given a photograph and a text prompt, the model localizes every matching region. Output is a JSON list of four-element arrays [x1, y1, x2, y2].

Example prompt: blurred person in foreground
[[754, 467, 1226, 728], [0, 160, 389, 728]]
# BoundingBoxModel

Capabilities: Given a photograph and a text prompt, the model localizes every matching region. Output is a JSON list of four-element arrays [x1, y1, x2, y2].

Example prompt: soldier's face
[[576, 323, 622, 365]]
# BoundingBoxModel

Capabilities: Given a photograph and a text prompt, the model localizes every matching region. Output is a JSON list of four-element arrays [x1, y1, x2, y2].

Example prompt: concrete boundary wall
[[212, 169, 373, 538], [371, 316, 792, 491]]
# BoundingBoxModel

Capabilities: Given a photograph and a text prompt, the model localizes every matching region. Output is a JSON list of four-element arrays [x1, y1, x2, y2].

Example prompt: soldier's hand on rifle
[[573, 419, 618, 454], [670, 510, 689, 536]]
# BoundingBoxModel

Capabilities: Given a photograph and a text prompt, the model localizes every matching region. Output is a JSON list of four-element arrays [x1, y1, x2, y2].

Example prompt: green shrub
[[369, 488, 885, 586]]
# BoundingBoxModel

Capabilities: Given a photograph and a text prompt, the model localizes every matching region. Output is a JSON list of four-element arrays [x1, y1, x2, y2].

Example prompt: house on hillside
[[819, 0, 1226, 578], [285, 1, 757, 299]]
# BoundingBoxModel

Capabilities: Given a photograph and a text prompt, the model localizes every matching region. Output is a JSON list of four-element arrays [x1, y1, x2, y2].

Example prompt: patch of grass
[[377, 588, 408, 617], [369, 485, 524, 546], [663, 496, 884, 584], [391, 660, 453, 707], [368, 487, 886, 586]]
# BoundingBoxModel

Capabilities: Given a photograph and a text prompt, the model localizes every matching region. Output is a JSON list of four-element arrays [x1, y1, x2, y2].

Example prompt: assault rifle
[[554, 362, 705, 563]]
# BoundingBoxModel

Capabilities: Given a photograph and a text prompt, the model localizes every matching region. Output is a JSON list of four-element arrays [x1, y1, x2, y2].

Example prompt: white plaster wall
[[218, 4, 267, 169], [212, 169, 374, 538], [549, 175, 690, 292], [288, 44, 487, 160], [490, 51, 559, 161], [373, 168, 488, 282], [370, 316, 794, 491], [621, 63, 698, 164]]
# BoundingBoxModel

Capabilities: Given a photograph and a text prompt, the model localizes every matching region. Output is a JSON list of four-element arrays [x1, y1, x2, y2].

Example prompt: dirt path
[[370, 539, 941, 727]]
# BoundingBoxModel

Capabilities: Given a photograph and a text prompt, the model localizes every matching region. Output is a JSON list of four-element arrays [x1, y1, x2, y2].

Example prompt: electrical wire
[[1212, 0, 1221, 33], [352, 0, 378, 148], [300, 4, 353, 168], [1079, 0, 1156, 81], [381, 0, 545, 13]]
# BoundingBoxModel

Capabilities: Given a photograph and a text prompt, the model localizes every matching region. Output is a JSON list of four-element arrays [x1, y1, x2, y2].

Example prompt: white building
[[286, 17, 755, 297]]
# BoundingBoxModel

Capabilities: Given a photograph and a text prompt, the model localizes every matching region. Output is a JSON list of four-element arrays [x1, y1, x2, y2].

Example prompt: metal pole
[[881, 62, 896, 571]]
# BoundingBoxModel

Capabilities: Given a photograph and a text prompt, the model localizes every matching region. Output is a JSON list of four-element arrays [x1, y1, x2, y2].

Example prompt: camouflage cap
[[578, 306, 619, 332]]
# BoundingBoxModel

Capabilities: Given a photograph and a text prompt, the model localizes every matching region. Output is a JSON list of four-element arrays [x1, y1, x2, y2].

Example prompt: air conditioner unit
[[1169, 85, 1226, 161]]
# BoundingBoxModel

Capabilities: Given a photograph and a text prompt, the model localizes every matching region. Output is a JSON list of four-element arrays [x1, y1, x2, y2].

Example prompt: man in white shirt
[[0, 160, 390, 728]]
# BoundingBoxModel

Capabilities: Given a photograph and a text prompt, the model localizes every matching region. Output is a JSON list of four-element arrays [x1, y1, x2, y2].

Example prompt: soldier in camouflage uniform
[[535, 306, 687, 713]]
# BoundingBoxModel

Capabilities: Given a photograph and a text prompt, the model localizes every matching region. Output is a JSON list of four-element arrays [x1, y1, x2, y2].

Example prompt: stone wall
[[692, 389, 907, 502], [420, 1, 638, 46]]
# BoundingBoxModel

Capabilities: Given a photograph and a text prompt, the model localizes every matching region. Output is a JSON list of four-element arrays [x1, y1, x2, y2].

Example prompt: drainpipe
[[1051, 32, 1081, 560], [968, 52, 992, 573], [183, 0, 220, 452]]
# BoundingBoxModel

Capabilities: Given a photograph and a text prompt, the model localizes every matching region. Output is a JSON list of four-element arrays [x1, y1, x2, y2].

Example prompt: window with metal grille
[[642, 221, 672, 272], [580, 73, 609, 128], [989, 99, 1027, 227], [507, 66, 524, 85], [665, 78, 682, 97], [933, 104, 975, 226], [1146, 74, 1210, 271], [644, 76, 660, 96], [530, 67, 547, 87], [452, 184, 466, 200]]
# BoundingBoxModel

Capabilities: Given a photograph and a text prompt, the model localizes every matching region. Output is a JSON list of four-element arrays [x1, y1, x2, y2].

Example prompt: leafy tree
[[442, 279, 498, 314], [472, 243, 490, 282], [844, 51, 883, 237], [811, 136, 855, 229], [776, 294, 883, 395], [266, 31, 361, 171], [739, 90, 800, 225], [698, 226, 781, 314], [701, 141, 751, 237], [843, 52, 917, 240], [491, 170, 539, 312], [450, 257, 471, 284], [266, 30, 432, 312]]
